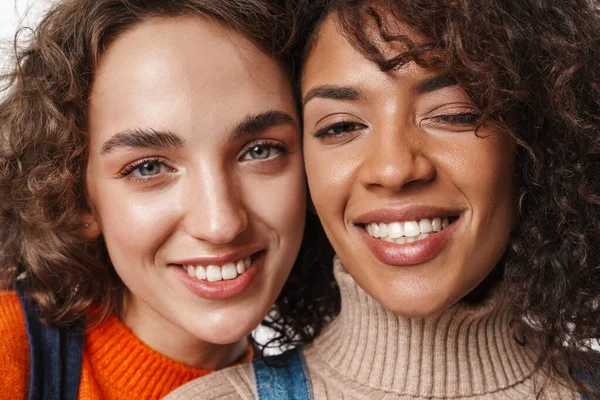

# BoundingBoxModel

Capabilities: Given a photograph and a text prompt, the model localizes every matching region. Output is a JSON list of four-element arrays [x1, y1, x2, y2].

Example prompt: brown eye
[[314, 122, 366, 138], [436, 113, 480, 125]]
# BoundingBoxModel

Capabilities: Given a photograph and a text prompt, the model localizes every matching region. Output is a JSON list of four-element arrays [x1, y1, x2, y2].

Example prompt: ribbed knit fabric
[[0, 291, 253, 399], [165, 257, 578, 399]]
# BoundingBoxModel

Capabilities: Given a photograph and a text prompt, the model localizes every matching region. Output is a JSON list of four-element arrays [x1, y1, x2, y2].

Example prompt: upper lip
[[352, 205, 464, 225], [171, 246, 263, 266]]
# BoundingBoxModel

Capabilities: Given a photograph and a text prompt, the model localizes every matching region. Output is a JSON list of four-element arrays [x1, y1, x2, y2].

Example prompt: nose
[[359, 124, 435, 193], [182, 167, 248, 244]]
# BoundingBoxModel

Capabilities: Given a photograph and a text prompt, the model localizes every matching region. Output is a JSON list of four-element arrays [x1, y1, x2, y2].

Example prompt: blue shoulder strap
[[15, 280, 84, 400], [576, 355, 600, 400], [579, 375, 600, 400], [252, 348, 313, 400]]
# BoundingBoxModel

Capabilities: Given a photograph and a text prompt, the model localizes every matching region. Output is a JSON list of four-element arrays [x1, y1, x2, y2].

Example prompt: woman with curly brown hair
[[168, 0, 600, 399], [0, 0, 337, 398]]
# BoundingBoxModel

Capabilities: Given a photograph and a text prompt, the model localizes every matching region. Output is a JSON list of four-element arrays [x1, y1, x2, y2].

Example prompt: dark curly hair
[[293, 0, 600, 398], [0, 0, 337, 355]]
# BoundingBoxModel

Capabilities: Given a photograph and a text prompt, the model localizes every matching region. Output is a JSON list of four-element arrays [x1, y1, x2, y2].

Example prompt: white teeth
[[378, 223, 388, 238], [372, 224, 380, 238], [388, 222, 403, 238], [419, 218, 433, 234], [432, 218, 442, 232], [206, 265, 222, 282], [403, 221, 420, 237], [184, 256, 251, 282], [365, 216, 455, 244], [221, 263, 237, 280]]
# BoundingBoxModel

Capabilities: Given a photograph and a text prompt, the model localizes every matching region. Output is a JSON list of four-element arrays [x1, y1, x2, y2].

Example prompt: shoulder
[[0, 291, 30, 396], [0, 291, 28, 354], [164, 362, 255, 400]]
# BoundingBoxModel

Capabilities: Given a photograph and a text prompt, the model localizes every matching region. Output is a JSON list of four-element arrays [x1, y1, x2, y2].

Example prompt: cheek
[[304, 142, 357, 220], [91, 184, 179, 259], [472, 138, 515, 216], [440, 134, 516, 207], [243, 157, 307, 240]]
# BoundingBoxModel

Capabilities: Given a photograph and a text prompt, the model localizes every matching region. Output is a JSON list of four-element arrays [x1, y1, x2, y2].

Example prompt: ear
[[81, 210, 101, 240]]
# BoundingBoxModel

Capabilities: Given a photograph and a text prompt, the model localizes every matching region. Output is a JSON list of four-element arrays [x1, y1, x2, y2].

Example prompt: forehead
[[302, 15, 436, 96], [89, 16, 293, 138]]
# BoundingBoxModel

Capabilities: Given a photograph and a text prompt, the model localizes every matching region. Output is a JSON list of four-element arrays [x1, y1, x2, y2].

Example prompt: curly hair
[[294, 0, 600, 397], [0, 0, 338, 354]]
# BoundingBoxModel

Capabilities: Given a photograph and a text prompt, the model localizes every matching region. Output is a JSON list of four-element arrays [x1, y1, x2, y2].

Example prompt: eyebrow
[[302, 85, 363, 106], [414, 73, 457, 94], [100, 111, 295, 154], [101, 128, 185, 154], [229, 110, 297, 141]]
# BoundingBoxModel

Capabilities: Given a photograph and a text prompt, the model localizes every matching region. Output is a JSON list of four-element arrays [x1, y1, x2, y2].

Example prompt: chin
[[193, 314, 260, 345], [374, 285, 459, 318]]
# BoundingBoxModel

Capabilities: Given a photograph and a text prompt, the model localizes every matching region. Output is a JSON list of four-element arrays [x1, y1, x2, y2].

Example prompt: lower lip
[[171, 253, 262, 300], [358, 217, 460, 266]]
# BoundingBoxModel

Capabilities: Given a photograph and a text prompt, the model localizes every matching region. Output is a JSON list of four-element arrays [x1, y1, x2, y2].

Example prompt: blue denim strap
[[15, 280, 84, 400], [579, 377, 600, 400], [252, 348, 312, 400]]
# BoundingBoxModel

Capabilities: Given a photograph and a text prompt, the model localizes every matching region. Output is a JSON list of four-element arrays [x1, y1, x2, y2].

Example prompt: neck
[[306, 258, 540, 398], [122, 296, 247, 370]]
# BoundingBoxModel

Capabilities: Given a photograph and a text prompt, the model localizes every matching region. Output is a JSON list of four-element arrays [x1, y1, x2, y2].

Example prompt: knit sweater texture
[[166, 257, 578, 399], [0, 291, 252, 399]]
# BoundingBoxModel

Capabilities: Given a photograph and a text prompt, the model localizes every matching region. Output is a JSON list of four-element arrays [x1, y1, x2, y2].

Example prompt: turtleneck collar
[[305, 257, 540, 398]]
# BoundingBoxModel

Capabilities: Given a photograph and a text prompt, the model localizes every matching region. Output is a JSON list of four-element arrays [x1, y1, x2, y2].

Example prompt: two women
[[170, 0, 600, 399], [0, 0, 333, 398]]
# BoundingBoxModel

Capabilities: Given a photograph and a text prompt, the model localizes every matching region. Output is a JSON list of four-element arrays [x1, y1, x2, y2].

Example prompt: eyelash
[[313, 112, 480, 139], [429, 112, 480, 125], [313, 122, 366, 139], [119, 157, 173, 179], [118, 141, 288, 181], [239, 140, 289, 161]]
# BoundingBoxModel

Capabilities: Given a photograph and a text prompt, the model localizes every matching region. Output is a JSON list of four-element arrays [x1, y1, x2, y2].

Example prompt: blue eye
[[247, 145, 271, 160], [119, 157, 173, 180], [137, 161, 162, 176], [241, 141, 287, 162]]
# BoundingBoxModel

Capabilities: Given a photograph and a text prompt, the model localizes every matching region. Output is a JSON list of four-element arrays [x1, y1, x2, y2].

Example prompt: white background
[[0, 0, 53, 73]]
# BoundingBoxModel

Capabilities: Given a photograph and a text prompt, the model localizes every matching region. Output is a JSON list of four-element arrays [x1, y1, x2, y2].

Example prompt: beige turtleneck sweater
[[165, 258, 578, 399]]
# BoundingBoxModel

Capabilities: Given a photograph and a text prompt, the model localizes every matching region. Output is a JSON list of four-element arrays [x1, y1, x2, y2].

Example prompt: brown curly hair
[[0, 0, 338, 352], [293, 0, 600, 398]]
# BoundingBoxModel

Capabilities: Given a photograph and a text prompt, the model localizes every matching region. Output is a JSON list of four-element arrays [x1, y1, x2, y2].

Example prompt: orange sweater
[[0, 291, 252, 399]]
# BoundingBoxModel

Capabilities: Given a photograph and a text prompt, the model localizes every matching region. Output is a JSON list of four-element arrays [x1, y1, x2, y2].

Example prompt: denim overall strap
[[15, 280, 84, 400], [252, 348, 312, 400], [580, 376, 600, 400]]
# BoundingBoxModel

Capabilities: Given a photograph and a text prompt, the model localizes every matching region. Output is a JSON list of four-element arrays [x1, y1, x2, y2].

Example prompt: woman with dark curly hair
[[0, 0, 336, 398], [168, 0, 600, 399]]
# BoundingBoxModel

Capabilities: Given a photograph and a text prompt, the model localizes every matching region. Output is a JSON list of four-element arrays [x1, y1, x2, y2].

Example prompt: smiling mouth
[[362, 215, 460, 244], [180, 255, 253, 282]]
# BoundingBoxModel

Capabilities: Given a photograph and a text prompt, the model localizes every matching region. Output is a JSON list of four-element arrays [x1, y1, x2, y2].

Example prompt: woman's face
[[302, 16, 516, 317], [85, 16, 305, 358]]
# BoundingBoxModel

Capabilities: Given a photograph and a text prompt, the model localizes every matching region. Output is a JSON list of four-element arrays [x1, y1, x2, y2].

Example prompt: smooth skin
[[84, 16, 306, 369], [302, 16, 516, 317]]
